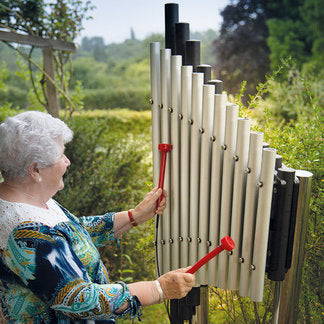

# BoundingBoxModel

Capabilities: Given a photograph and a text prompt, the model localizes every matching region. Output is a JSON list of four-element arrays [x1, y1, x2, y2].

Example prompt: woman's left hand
[[132, 187, 167, 225]]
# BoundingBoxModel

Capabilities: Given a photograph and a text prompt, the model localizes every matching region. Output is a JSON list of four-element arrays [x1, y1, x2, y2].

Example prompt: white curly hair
[[0, 111, 73, 179]]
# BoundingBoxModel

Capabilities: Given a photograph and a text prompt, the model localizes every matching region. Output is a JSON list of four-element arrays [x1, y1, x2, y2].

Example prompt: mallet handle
[[186, 236, 235, 274]]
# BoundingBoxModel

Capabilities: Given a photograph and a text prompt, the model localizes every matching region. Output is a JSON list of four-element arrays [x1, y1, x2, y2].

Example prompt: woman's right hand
[[157, 267, 195, 300]]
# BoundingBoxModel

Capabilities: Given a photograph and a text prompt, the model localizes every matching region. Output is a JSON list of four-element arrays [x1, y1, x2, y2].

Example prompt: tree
[[215, 0, 324, 99], [0, 0, 94, 115], [267, 0, 324, 70], [214, 0, 271, 98]]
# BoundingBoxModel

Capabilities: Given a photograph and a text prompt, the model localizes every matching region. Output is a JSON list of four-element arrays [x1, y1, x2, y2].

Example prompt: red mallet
[[186, 236, 235, 274], [157, 143, 172, 207]]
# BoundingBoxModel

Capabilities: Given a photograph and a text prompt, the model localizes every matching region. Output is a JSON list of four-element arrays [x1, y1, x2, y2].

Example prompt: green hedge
[[81, 88, 151, 110], [0, 86, 28, 109]]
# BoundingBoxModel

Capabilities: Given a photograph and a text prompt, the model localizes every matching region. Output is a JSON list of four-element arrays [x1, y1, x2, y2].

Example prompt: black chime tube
[[267, 167, 296, 281], [207, 79, 223, 94], [165, 3, 179, 54], [275, 155, 283, 170], [285, 177, 299, 270], [185, 40, 200, 71], [175, 22, 190, 64], [197, 64, 212, 84]]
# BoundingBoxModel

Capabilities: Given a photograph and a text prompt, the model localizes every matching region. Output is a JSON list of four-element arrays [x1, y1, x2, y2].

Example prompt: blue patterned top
[[0, 200, 142, 323]]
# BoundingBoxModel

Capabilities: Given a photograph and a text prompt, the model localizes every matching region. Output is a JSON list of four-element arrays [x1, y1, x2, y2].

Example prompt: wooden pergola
[[0, 30, 76, 117]]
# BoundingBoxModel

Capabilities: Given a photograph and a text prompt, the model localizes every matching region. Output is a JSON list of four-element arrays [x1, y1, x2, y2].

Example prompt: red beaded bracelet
[[128, 210, 138, 227]]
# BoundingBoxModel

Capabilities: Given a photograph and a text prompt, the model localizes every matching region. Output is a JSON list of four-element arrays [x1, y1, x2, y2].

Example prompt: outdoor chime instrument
[[150, 3, 312, 312]]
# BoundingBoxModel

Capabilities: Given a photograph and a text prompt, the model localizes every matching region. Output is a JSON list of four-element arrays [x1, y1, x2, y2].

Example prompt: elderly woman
[[0, 111, 195, 322]]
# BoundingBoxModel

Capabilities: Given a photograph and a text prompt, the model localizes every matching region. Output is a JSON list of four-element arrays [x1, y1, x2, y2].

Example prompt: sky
[[79, 0, 230, 45]]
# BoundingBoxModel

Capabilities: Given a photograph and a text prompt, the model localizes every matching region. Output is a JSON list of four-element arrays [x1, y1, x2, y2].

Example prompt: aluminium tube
[[189, 72, 204, 268], [150, 42, 162, 276], [250, 148, 276, 302], [239, 131, 264, 297], [208, 92, 227, 286], [170, 55, 182, 270], [227, 118, 251, 290], [179, 65, 193, 268], [217, 103, 239, 289], [150, 42, 161, 189], [197, 84, 215, 285], [160, 48, 171, 274]]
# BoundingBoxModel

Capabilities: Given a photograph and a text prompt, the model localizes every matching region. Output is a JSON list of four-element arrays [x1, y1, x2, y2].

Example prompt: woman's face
[[39, 140, 70, 193]]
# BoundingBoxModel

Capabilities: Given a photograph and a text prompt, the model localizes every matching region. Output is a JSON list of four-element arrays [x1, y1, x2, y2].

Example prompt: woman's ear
[[28, 163, 40, 182]]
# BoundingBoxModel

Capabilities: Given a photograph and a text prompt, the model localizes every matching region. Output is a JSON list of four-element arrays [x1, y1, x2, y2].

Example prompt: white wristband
[[154, 279, 164, 303]]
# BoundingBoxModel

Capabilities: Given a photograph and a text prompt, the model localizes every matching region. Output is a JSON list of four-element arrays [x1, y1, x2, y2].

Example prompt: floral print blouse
[[0, 198, 142, 323]]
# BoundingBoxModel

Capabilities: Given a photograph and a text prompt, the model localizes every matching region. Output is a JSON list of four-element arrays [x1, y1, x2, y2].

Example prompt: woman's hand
[[132, 187, 167, 225], [157, 267, 195, 300]]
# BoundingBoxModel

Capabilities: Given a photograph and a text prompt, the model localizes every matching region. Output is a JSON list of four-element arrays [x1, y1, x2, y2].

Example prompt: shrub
[[81, 88, 150, 110], [211, 65, 323, 323], [54, 110, 155, 281]]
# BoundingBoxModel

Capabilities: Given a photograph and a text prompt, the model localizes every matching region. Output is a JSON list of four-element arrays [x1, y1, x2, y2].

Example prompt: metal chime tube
[[175, 22, 189, 64], [208, 92, 227, 286], [150, 42, 162, 276], [164, 3, 178, 54], [170, 55, 182, 270], [185, 40, 200, 71], [160, 48, 171, 274], [227, 118, 251, 290], [150, 42, 161, 188], [197, 84, 215, 284], [250, 148, 276, 301], [207, 79, 223, 95], [217, 104, 239, 288], [180, 65, 193, 268], [189, 72, 204, 267], [239, 131, 264, 296], [197, 64, 212, 84], [278, 170, 313, 323]]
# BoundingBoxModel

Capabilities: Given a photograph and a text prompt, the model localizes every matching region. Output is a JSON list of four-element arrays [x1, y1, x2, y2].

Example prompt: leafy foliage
[[0, 0, 94, 114], [0, 0, 93, 41], [224, 63, 323, 323], [215, 0, 324, 100]]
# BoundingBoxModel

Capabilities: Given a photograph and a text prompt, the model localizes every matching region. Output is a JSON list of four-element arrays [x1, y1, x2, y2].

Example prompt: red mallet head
[[158, 143, 173, 152], [220, 236, 235, 251], [157, 143, 173, 209]]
